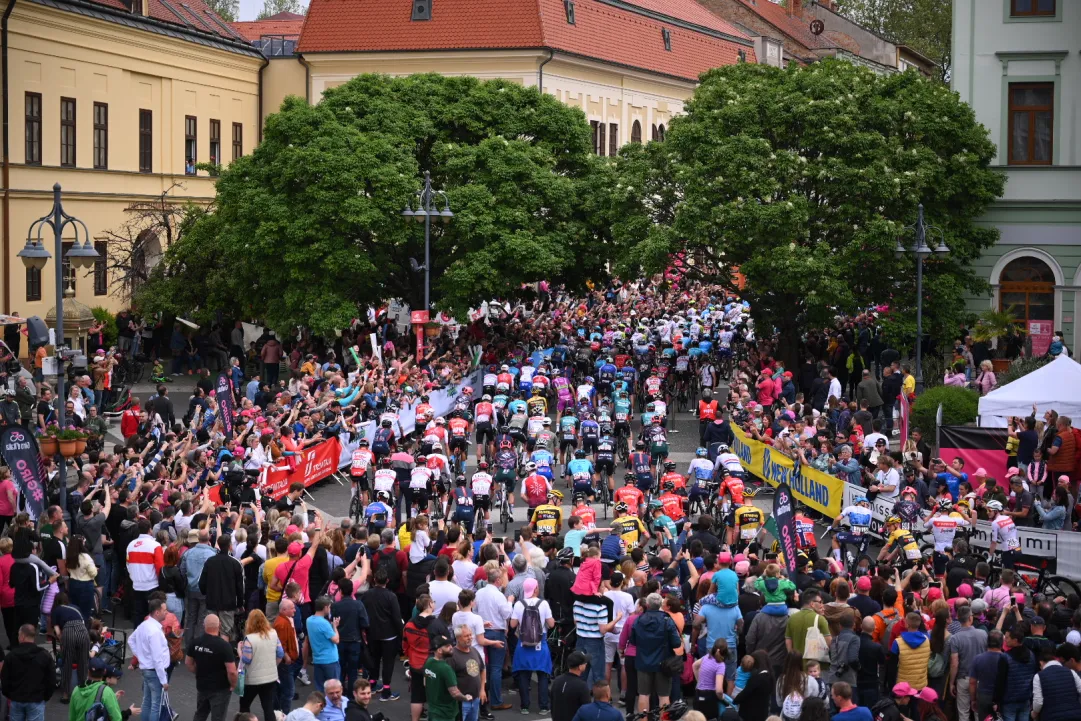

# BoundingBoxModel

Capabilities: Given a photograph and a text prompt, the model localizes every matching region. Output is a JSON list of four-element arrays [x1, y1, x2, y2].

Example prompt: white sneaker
[[298, 669, 312, 686]]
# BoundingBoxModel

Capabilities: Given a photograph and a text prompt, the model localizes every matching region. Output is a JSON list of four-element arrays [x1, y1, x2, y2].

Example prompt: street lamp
[[17, 183, 99, 513], [401, 170, 453, 314], [895, 202, 948, 395]]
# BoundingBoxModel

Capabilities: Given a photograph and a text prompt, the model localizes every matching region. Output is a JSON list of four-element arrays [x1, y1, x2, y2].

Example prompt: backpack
[[519, 599, 544, 647], [875, 609, 900, 645], [85, 683, 108, 721], [803, 612, 830, 663], [375, 550, 401, 591], [927, 650, 947, 679], [871, 697, 902, 721]]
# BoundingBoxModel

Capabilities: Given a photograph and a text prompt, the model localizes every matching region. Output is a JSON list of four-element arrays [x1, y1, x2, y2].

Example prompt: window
[[631, 120, 642, 144], [1010, 0, 1055, 16], [139, 109, 152, 173], [184, 115, 197, 174], [232, 122, 243, 161], [25, 266, 41, 302], [564, 0, 575, 24], [25, 93, 42, 165], [62, 241, 76, 294], [1008, 83, 1053, 165], [93, 102, 108, 169], [999, 256, 1055, 328], [592, 120, 607, 156], [60, 97, 76, 167], [657, 124, 666, 142], [609, 123, 618, 156], [652, 123, 658, 141], [209, 119, 221, 174], [411, 0, 430, 21], [94, 241, 108, 296], [662, 28, 671, 51]]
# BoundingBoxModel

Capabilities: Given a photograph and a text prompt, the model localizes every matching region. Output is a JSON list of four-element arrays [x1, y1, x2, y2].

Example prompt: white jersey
[[719, 330, 734, 348], [700, 364, 716, 387], [373, 468, 396, 494], [576, 384, 594, 402], [426, 454, 450, 482], [687, 458, 715, 484], [675, 355, 690, 372], [483, 373, 498, 388], [717, 452, 743, 473], [410, 466, 433, 490], [527, 418, 546, 437], [470, 472, 493, 497], [653, 400, 667, 418], [990, 514, 1020, 551], [923, 512, 969, 552], [520, 366, 535, 382]]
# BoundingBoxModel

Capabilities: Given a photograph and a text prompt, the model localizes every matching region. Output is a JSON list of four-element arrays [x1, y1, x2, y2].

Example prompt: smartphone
[[492, 537, 504, 546], [307, 509, 316, 524]]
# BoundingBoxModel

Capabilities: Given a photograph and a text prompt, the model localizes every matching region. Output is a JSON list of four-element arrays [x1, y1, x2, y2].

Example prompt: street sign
[[410, 310, 429, 325]]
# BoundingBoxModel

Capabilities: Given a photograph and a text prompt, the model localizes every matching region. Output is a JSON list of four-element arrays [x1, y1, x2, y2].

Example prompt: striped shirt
[[572, 593, 614, 639]]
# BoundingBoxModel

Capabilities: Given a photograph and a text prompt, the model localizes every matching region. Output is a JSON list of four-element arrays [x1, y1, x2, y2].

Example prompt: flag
[[898, 390, 910, 443], [0, 426, 46, 519], [773, 475, 799, 576], [216, 373, 234, 438]]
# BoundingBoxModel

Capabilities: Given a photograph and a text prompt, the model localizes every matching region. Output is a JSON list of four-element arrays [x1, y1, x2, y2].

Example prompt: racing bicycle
[[986, 557, 1081, 600], [824, 526, 875, 578]]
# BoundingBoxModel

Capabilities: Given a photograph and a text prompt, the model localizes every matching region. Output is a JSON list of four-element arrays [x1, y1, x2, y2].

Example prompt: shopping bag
[[158, 690, 179, 721]]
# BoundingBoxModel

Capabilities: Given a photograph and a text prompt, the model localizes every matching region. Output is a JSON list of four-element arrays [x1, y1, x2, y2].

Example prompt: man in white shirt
[[427, 558, 463, 612], [475, 565, 514, 710], [129, 598, 171, 721], [827, 368, 843, 403]]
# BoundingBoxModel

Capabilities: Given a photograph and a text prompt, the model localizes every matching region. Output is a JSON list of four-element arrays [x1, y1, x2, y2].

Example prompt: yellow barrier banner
[[731, 427, 844, 517]]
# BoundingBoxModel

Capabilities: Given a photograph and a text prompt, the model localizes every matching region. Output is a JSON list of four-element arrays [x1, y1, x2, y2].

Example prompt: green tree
[[138, 74, 610, 336], [612, 60, 1003, 368], [256, 0, 302, 20], [837, 0, 952, 81], [205, 0, 239, 22]]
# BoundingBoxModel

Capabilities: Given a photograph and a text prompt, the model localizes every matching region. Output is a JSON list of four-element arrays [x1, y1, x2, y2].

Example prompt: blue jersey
[[507, 366, 520, 378], [621, 365, 638, 384], [568, 458, 594, 483], [688, 347, 704, 359], [580, 419, 600, 441], [589, 332, 603, 342], [596, 437, 616, 463], [840, 505, 873, 534], [453, 487, 475, 515], [508, 399, 527, 415], [598, 363, 617, 381], [698, 340, 713, 354], [560, 416, 578, 432], [661, 348, 678, 359], [531, 450, 555, 478], [364, 502, 393, 523]]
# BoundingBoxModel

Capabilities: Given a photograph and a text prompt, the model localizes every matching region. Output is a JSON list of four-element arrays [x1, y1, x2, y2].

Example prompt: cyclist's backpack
[[85, 683, 108, 721], [519, 598, 544, 648], [372, 428, 392, 455], [375, 549, 401, 591]]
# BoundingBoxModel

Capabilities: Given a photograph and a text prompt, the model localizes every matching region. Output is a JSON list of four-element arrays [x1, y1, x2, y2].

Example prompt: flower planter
[[38, 437, 59, 457], [75, 439, 87, 455], [58, 439, 78, 458], [991, 358, 1012, 373]]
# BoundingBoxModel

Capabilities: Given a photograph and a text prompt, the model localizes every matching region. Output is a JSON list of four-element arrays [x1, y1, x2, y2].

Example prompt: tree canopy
[[139, 74, 612, 335], [612, 59, 1003, 363]]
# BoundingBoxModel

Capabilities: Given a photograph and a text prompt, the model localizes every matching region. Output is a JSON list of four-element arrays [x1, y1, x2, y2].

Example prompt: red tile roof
[[298, 0, 754, 82], [86, 0, 248, 41], [733, 0, 826, 51], [230, 15, 306, 42]]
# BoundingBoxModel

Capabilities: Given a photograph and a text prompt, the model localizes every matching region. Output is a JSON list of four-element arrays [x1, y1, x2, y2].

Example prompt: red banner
[[260, 438, 343, 501]]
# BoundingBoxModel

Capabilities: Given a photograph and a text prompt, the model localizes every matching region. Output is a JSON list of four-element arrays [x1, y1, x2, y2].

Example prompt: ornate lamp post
[[402, 171, 453, 360], [895, 203, 948, 395], [17, 183, 99, 511]]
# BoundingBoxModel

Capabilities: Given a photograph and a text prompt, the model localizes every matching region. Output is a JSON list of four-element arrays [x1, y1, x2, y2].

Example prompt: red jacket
[[120, 408, 140, 438]]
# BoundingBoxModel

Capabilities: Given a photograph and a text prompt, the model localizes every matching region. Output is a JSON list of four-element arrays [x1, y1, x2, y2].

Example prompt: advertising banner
[[732, 427, 843, 516], [773, 481, 799, 576], [0, 426, 46, 519], [939, 425, 1009, 488], [216, 373, 234, 438], [1028, 321, 1053, 357], [261, 437, 343, 500]]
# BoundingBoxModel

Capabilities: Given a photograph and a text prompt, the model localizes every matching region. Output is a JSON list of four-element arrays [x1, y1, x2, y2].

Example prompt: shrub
[[91, 307, 118, 349], [911, 385, 979, 436]]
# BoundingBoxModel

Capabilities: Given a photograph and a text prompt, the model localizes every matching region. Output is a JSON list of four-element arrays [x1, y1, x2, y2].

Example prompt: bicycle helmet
[[615, 501, 629, 513], [664, 461, 677, 471], [663, 481, 675, 492], [416, 454, 428, 463], [624, 472, 636, 483], [381, 457, 392, 467], [649, 499, 664, 511], [985, 500, 1004, 512], [902, 486, 917, 496], [542, 418, 552, 426], [548, 489, 564, 501], [532, 387, 543, 396], [421, 395, 430, 403], [665, 700, 690, 721], [463, 386, 474, 396], [358, 438, 369, 447], [455, 475, 467, 486], [435, 417, 446, 425], [573, 449, 586, 459], [376, 490, 390, 502], [885, 515, 902, 525], [556, 547, 575, 562], [573, 493, 588, 504], [695, 447, 708, 458], [482, 394, 492, 402], [537, 438, 549, 450], [524, 461, 537, 473], [477, 460, 489, 470], [635, 440, 646, 450], [381, 419, 392, 428], [498, 425, 510, 434], [718, 444, 730, 453], [651, 415, 662, 424], [936, 499, 953, 512]]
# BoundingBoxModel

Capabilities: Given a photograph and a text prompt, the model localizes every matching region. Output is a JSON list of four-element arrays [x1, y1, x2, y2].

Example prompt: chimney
[[788, 0, 802, 16]]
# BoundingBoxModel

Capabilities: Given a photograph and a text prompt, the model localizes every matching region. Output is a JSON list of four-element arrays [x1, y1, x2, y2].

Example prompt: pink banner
[[1028, 320, 1053, 357]]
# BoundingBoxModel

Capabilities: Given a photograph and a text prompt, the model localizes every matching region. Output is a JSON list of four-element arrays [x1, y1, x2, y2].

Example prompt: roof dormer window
[[412, 0, 431, 21], [662, 28, 671, 51], [564, 0, 575, 25]]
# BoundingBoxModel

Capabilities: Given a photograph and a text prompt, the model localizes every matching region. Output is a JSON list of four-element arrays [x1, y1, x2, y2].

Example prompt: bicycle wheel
[[1041, 574, 1081, 600], [501, 495, 510, 533], [349, 494, 362, 524]]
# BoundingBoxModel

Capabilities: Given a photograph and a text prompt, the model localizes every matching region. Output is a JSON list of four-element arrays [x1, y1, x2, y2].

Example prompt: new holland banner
[[732, 427, 843, 517]]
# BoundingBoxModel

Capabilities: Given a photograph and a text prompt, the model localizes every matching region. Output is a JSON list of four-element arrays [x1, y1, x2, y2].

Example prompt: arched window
[[658, 124, 666, 141], [999, 256, 1055, 326], [651, 124, 658, 141], [631, 120, 642, 144]]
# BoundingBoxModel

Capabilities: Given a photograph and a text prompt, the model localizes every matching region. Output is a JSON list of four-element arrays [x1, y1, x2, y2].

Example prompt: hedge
[[910, 385, 980, 437]]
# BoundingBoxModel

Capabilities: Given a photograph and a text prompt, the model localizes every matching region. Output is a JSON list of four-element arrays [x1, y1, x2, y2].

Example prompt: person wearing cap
[[551, 651, 591, 721], [67, 657, 127, 721], [425, 634, 475, 721], [180, 527, 218, 648]]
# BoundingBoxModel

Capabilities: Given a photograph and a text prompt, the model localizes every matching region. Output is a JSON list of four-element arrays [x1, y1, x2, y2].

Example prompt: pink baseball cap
[[285, 524, 299, 535], [916, 687, 938, 703], [718, 551, 733, 564], [1006, 467, 1019, 477], [1059, 474, 1071, 484], [973, 467, 988, 477], [957, 583, 974, 598], [892, 682, 918, 698], [287, 541, 303, 556], [925, 587, 944, 602], [735, 561, 751, 575], [761, 368, 773, 376], [734, 553, 747, 563], [855, 576, 872, 592]]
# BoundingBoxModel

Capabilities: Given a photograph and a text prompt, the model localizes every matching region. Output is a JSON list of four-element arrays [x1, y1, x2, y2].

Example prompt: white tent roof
[[978, 355, 1081, 421]]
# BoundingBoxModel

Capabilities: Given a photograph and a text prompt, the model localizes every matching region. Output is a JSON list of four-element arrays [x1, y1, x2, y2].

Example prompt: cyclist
[[474, 394, 496, 464], [641, 415, 669, 476], [372, 418, 397, 465], [830, 496, 873, 565], [576, 376, 597, 408], [891, 486, 924, 534], [657, 480, 685, 523], [364, 490, 395, 534], [496, 365, 514, 393], [508, 404, 529, 447], [530, 489, 564, 537], [572, 493, 597, 531], [732, 502, 765, 552], [649, 500, 678, 548], [613, 390, 632, 438], [597, 357, 617, 397], [482, 367, 498, 398], [611, 501, 649, 550], [373, 457, 397, 516], [793, 506, 818, 562], [672, 350, 692, 402], [924, 499, 974, 576], [494, 425, 515, 454], [619, 361, 638, 408], [526, 411, 547, 451], [451, 475, 476, 533], [521, 462, 552, 516], [407, 455, 434, 518], [349, 438, 375, 508], [628, 441, 654, 498], [580, 413, 600, 458], [643, 368, 663, 401], [519, 360, 535, 395], [447, 414, 472, 473], [470, 460, 494, 531], [492, 437, 518, 512], [659, 460, 686, 493], [531, 437, 556, 484], [567, 448, 598, 501], [879, 515, 921, 571], [714, 444, 744, 476], [986, 499, 1021, 568], [552, 373, 574, 415], [614, 472, 646, 518], [527, 387, 548, 418], [594, 431, 617, 498], [557, 407, 580, 470], [687, 448, 715, 512], [535, 418, 557, 455]]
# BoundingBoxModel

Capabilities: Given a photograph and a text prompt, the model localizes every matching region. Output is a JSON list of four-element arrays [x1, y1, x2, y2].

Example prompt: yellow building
[[1, 0, 263, 323]]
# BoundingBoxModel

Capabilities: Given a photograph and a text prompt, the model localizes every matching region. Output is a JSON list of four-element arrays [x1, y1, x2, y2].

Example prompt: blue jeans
[[484, 630, 507, 706], [141, 669, 164, 721], [576, 635, 607, 687], [1001, 701, 1030, 721], [339, 641, 362, 693], [461, 697, 481, 721], [515, 671, 550, 711], [314, 662, 340, 691], [8, 701, 45, 721], [93, 552, 111, 611], [277, 658, 299, 712]]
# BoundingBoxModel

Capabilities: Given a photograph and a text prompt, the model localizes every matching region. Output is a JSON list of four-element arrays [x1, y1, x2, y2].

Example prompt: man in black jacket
[[881, 367, 904, 436], [362, 567, 405, 701], [0, 624, 56, 716], [332, 578, 370, 694], [856, 616, 886, 708], [199, 534, 244, 643], [148, 384, 175, 428], [551, 652, 592, 721]]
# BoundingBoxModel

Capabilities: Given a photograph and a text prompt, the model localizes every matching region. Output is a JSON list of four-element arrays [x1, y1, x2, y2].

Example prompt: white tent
[[978, 355, 1081, 427]]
